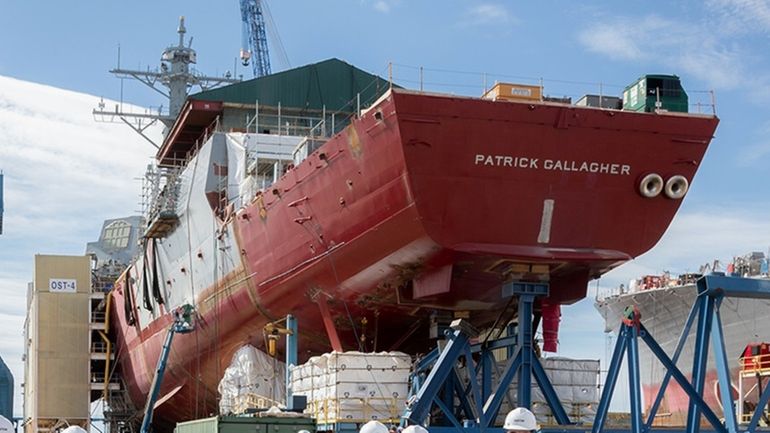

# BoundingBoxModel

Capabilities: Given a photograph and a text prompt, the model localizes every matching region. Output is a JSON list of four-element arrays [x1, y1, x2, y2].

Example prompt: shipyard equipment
[[595, 274, 770, 433], [240, 0, 271, 77], [402, 282, 570, 432], [139, 304, 195, 433]]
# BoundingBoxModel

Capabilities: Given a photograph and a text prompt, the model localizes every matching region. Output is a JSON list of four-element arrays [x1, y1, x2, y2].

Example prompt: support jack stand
[[402, 282, 571, 431]]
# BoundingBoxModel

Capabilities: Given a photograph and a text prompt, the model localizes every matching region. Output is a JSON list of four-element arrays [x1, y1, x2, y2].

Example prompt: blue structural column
[[639, 323, 727, 433], [595, 274, 770, 433], [286, 314, 297, 406], [686, 294, 715, 433], [627, 325, 643, 433], [644, 300, 700, 430], [517, 293, 534, 409], [403, 281, 571, 430], [402, 322, 474, 425], [482, 347, 522, 427], [595, 317, 727, 433], [481, 351, 493, 404], [506, 323, 516, 359], [592, 327, 627, 433], [710, 300, 738, 433]]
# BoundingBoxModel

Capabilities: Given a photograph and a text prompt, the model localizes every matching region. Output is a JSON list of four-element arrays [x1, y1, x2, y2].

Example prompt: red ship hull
[[110, 90, 719, 427]]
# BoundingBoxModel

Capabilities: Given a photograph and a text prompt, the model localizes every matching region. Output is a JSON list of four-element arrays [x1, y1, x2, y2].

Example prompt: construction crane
[[240, 0, 272, 77]]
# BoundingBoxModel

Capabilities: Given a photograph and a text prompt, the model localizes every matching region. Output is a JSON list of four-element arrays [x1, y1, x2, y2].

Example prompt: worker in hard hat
[[504, 407, 539, 433], [402, 425, 428, 433], [360, 421, 389, 433]]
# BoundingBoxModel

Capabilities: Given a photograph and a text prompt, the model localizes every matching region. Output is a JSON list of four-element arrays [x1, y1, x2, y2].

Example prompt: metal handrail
[[740, 352, 770, 374]]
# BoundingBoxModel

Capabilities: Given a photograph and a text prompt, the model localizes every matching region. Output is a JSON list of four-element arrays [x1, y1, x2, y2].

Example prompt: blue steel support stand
[[402, 282, 571, 432], [286, 314, 297, 407], [593, 274, 770, 433]]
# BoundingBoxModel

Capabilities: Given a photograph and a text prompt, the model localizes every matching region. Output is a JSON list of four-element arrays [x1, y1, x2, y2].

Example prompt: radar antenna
[[93, 17, 241, 148]]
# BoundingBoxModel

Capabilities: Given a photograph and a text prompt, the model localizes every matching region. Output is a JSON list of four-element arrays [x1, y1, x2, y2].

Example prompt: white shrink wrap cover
[[217, 345, 286, 414], [289, 351, 412, 425], [486, 357, 600, 426]]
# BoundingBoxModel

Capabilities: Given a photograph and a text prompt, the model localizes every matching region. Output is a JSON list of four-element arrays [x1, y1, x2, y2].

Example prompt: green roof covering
[[191, 58, 393, 113]]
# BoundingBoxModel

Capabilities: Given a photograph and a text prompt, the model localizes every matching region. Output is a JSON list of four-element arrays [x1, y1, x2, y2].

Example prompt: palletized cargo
[[289, 352, 411, 425]]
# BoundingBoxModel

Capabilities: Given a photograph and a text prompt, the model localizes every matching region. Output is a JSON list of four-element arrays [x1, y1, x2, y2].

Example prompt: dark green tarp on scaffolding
[[192, 58, 393, 113]]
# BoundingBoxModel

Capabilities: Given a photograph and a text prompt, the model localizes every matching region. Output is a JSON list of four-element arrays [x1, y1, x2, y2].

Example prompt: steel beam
[[482, 347, 522, 427], [315, 294, 344, 352], [482, 351, 493, 403], [686, 296, 714, 433], [405, 281, 572, 430], [627, 325, 643, 433], [645, 299, 700, 429], [592, 328, 627, 433], [532, 355, 570, 425], [402, 323, 473, 425], [518, 294, 535, 408], [709, 299, 738, 433], [286, 314, 297, 405], [639, 324, 726, 433], [696, 273, 770, 298]]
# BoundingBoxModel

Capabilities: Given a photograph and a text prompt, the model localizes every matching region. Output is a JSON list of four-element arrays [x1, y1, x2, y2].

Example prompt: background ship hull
[[111, 90, 719, 427], [597, 282, 770, 425]]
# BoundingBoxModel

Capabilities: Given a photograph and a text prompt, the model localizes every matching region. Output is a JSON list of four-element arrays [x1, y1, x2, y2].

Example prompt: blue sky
[[2, 0, 770, 417], [2, 0, 770, 197]]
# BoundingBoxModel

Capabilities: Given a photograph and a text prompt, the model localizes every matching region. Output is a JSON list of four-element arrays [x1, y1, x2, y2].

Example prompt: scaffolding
[[141, 165, 182, 239]]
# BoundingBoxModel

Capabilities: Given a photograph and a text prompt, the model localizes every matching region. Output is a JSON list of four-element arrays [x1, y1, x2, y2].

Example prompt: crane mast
[[240, 0, 272, 77]]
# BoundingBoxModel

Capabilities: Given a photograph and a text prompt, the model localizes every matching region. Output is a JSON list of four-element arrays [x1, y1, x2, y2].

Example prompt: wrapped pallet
[[218, 345, 286, 415], [490, 357, 600, 425], [290, 351, 411, 426]]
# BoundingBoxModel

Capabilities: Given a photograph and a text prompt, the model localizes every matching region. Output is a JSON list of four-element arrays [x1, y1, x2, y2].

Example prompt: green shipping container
[[175, 416, 316, 433], [622, 75, 688, 113]]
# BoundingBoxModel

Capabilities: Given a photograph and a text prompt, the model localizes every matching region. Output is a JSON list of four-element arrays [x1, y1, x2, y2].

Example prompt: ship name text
[[474, 154, 631, 175]]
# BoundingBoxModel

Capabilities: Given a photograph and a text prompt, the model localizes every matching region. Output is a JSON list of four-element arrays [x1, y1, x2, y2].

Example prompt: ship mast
[[93, 17, 241, 148]]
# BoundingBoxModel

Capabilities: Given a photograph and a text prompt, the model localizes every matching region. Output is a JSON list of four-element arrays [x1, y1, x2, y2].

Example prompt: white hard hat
[[503, 407, 538, 431], [402, 426, 429, 433], [360, 421, 389, 433]]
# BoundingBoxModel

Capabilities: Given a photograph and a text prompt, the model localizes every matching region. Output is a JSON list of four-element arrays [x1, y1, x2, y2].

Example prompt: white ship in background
[[595, 252, 770, 426]]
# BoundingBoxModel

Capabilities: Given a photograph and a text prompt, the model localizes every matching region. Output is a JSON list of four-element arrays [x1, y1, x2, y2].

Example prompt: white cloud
[[594, 205, 770, 295], [463, 3, 516, 26], [362, 0, 399, 13], [578, 14, 745, 90], [0, 75, 161, 416], [577, 26, 644, 62], [373, 1, 390, 13], [706, 0, 770, 35]]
